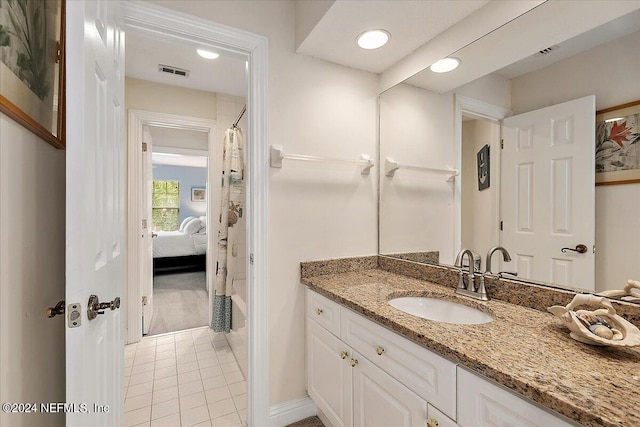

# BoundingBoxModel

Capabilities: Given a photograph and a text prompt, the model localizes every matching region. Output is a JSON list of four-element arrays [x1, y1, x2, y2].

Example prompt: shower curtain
[[212, 127, 244, 333]]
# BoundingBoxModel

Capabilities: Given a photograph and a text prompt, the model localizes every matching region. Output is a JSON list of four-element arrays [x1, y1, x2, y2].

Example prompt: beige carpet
[[147, 271, 209, 336], [286, 416, 324, 427]]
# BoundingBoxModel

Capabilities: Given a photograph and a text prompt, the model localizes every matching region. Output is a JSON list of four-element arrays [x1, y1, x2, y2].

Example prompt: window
[[152, 180, 180, 231]]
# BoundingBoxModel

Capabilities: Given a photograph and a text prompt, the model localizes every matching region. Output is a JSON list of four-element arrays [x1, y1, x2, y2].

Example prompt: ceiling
[[125, 31, 247, 97], [296, 0, 490, 74]]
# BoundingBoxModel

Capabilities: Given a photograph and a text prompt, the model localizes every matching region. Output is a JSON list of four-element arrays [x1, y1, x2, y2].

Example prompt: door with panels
[[65, 0, 126, 425], [501, 95, 595, 289]]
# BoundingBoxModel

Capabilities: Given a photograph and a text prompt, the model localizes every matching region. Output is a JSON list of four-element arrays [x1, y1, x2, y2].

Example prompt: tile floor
[[124, 326, 247, 427]]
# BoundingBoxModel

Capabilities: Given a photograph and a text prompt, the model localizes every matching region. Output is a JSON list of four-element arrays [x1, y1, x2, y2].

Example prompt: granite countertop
[[301, 267, 640, 427]]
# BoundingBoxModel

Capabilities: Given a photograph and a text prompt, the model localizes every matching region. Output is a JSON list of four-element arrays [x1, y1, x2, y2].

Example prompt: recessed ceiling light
[[357, 30, 390, 50], [197, 49, 219, 60], [605, 117, 624, 123], [430, 57, 460, 73]]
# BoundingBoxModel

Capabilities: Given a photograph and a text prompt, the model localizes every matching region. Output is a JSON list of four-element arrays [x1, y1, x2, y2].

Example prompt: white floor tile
[[129, 371, 155, 386], [232, 394, 246, 411], [154, 366, 177, 380], [212, 411, 243, 426], [228, 381, 245, 397], [126, 327, 245, 427], [223, 371, 244, 385], [153, 375, 178, 392], [178, 361, 200, 374], [197, 357, 219, 369], [127, 381, 154, 399], [181, 404, 210, 427], [202, 374, 227, 391], [178, 369, 202, 385], [204, 385, 231, 404], [150, 412, 180, 427], [207, 398, 236, 419], [152, 385, 178, 404], [221, 362, 240, 374], [131, 362, 155, 375], [125, 393, 153, 412], [126, 406, 152, 427], [151, 398, 179, 420], [180, 392, 207, 411], [155, 349, 177, 361], [179, 379, 204, 396], [179, 391, 207, 410], [154, 357, 176, 369]]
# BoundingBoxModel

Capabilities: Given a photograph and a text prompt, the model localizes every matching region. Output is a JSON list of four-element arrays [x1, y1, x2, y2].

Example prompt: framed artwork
[[0, 0, 66, 149], [595, 100, 640, 186], [477, 144, 490, 191], [191, 187, 206, 202]]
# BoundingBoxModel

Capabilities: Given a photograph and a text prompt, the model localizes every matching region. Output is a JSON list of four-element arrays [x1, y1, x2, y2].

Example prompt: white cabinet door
[[501, 95, 595, 289], [352, 351, 427, 427], [307, 319, 353, 427], [457, 368, 575, 427]]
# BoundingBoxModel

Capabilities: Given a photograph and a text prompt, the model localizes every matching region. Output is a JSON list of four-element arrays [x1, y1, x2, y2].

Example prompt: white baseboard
[[269, 396, 317, 427]]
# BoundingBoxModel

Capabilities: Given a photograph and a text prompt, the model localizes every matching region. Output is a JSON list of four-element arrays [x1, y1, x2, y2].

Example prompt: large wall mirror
[[379, 2, 640, 299]]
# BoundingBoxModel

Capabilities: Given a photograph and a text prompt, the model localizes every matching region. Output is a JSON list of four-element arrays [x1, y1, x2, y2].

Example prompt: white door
[[501, 96, 595, 289], [352, 351, 427, 427], [65, 1, 125, 425], [142, 126, 153, 334]]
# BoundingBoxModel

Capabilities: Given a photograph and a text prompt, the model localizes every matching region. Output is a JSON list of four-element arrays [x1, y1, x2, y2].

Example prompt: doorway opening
[[148, 142, 210, 336]]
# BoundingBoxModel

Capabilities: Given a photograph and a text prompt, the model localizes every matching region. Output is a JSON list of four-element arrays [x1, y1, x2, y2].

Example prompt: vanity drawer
[[340, 307, 457, 420], [306, 289, 341, 336], [457, 367, 577, 427], [428, 404, 457, 427]]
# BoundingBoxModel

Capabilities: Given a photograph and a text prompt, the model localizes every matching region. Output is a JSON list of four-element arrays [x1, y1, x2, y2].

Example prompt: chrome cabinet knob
[[340, 351, 348, 359], [350, 358, 358, 367], [427, 418, 439, 427], [376, 346, 385, 356], [316, 308, 323, 315]]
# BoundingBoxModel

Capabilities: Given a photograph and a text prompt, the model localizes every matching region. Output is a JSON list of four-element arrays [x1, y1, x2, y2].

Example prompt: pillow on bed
[[179, 216, 197, 232], [184, 218, 204, 235], [196, 225, 206, 235]]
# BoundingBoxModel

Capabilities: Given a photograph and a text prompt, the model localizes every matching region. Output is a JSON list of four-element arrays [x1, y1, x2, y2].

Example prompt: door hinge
[[142, 219, 147, 229], [250, 253, 254, 265], [500, 221, 503, 231], [142, 142, 148, 152], [500, 139, 504, 149]]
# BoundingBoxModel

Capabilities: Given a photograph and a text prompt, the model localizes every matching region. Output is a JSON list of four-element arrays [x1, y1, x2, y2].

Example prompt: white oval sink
[[388, 297, 493, 325]]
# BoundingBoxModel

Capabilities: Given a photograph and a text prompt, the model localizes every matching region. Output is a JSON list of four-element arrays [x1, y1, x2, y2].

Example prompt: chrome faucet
[[454, 249, 484, 300], [485, 246, 518, 278]]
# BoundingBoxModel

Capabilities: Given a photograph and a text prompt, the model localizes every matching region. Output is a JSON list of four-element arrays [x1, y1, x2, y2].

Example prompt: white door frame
[[123, 2, 270, 425], [126, 109, 216, 341], [453, 95, 510, 258]]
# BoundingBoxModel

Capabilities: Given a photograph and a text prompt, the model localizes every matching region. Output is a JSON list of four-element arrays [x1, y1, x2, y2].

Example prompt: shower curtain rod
[[232, 105, 246, 128]]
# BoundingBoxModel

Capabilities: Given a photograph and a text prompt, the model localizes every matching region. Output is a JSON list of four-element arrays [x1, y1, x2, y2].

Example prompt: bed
[[153, 217, 207, 274]]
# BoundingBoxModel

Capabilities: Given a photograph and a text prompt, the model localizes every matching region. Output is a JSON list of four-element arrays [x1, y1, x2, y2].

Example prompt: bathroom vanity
[[301, 256, 640, 427]]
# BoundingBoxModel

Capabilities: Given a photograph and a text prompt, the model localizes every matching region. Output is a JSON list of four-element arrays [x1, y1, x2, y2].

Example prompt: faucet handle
[[497, 271, 518, 279]]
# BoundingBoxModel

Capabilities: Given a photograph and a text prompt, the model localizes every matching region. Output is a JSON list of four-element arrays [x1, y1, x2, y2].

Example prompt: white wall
[[379, 83, 456, 263], [149, 0, 379, 406], [511, 31, 640, 291], [379, 74, 511, 265], [0, 114, 66, 427]]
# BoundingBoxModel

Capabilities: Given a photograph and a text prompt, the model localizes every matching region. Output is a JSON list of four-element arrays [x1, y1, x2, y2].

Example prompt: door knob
[[87, 295, 121, 320], [46, 300, 65, 318], [561, 244, 588, 254]]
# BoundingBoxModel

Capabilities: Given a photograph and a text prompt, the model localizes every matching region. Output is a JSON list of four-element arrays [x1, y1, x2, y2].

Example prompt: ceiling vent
[[538, 45, 560, 55], [158, 64, 190, 77]]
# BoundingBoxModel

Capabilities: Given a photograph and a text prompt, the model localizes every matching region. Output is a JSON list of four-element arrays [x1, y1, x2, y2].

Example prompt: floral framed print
[[0, 0, 66, 149], [595, 100, 640, 186], [191, 187, 206, 202]]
